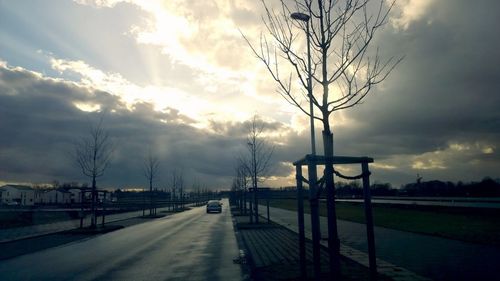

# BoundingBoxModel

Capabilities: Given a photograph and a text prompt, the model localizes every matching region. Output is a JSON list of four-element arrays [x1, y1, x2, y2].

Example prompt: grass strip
[[269, 199, 500, 246]]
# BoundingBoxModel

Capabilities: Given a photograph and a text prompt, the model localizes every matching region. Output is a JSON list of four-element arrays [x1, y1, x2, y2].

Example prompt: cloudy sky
[[0, 0, 499, 190]]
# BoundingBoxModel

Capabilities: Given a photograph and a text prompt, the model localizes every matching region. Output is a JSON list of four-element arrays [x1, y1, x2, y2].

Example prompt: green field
[[269, 199, 500, 246]]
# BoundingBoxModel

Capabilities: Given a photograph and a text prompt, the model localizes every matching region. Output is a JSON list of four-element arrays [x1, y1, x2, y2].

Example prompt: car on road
[[5, 201, 20, 206], [206, 200, 222, 213]]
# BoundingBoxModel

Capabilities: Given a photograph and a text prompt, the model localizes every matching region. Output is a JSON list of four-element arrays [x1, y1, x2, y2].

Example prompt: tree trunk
[[91, 176, 96, 228], [318, 0, 340, 275], [323, 130, 340, 277], [149, 178, 153, 216], [243, 189, 247, 215], [307, 157, 321, 278]]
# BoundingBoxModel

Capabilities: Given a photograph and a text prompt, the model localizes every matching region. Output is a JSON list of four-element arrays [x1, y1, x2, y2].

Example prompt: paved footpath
[[263, 205, 500, 281], [234, 214, 392, 281], [0, 207, 173, 243]]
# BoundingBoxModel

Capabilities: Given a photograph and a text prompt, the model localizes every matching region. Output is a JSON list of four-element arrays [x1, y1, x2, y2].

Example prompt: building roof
[[0, 184, 33, 191]]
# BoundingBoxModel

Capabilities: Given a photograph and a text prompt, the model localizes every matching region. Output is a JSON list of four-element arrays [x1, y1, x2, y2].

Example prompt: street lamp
[[292, 12, 321, 281], [291, 12, 315, 155]]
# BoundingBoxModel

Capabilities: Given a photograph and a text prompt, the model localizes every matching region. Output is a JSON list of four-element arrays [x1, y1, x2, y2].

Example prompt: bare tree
[[170, 171, 177, 211], [192, 180, 202, 206], [238, 159, 250, 214], [233, 159, 250, 214], [171, 169, 185, 211], [242, 115, 274, 223], [244, 0, 400, 120], [75, 117, 113, 228], [178, 172, 185, 211], [243, 0, 401, 274], [143, 149, 160, 216]]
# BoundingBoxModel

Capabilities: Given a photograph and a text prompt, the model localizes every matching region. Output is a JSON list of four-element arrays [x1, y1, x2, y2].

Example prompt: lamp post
[[291, 12, 321, 281], [291, 12, 315, 155]]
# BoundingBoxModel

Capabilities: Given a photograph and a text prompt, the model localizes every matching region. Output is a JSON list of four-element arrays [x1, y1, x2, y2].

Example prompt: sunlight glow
[[70, 0, 297, 129], [73, 102, 101, 112], [50, 56, 268, 128], [372, 163, 397, 170], [411, 159, 446, 170], [390, 0, 434, 30], [482, 147, 494, 154], [449, 143, 470, 151]]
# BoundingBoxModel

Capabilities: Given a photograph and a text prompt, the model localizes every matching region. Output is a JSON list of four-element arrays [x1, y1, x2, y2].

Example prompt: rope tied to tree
[[298, 168, 371, 199], [333, 168, 371, 180]]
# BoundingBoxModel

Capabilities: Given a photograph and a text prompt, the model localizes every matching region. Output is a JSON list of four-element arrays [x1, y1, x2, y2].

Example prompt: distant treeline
[[357, 178, 500, 197], [269, 177, 500, 198]]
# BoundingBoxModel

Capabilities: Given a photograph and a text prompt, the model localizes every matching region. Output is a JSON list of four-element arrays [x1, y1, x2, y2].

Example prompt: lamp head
[[290, 12, 310, 22]]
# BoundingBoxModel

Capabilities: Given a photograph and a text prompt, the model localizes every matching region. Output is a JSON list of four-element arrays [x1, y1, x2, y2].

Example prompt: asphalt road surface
[[0, 199, 244, 281]]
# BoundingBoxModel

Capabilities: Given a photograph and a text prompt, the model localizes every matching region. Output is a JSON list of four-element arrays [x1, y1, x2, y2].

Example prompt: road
[[265, 205, 500, 281], [0, 199, 244, 281]]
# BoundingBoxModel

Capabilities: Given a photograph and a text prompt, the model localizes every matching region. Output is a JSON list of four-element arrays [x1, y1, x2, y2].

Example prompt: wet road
[[0, 199, 243, 281], [266, 206, 500, 281]]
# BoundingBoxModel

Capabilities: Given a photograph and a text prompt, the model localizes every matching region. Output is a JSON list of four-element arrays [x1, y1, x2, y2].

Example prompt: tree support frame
[[294, 155, 376, 280]]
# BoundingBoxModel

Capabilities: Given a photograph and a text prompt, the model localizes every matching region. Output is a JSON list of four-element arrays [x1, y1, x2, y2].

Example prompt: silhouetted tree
[[143, 149, 160, 215], [74, 117, 113, 228], [242, 115, 274, 223], [171, 169, 185, 211], [371, 182, 396, 196], [233, 159, 250, 214], [244, 0, 401, 261], [401, 178, 500, 197]]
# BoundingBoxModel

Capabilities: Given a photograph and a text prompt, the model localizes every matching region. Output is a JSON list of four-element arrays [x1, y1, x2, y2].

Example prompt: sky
[[0, 0, 499, 190]]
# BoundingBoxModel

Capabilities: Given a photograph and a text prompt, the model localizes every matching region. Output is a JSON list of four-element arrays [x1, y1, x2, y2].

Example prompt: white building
[[67, 188, 81, 204], [0, 185, 35, 206], [42, 189, 72, 204], [34, 189, 45, 204]]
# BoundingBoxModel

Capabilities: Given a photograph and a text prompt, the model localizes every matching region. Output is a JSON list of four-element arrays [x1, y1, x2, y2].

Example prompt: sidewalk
[[0, 207, 171, 243], [235, 206, 430, 281], [233, 213, 390, 281]]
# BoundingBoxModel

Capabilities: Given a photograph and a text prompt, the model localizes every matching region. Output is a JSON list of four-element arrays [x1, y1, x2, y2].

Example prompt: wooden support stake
[[296, 165, 307, 280], [266, 197, 270, 223], [249, 198, 253, 224], [80, 191, 84, 228], [362, 162, 377, 279], [307, 157, 321, 281], [102, 192, 106, 227]]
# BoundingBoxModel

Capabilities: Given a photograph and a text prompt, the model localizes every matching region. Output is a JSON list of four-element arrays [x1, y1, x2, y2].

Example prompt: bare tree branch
[[74, 115, 114, 227], [143, 148, 160, 215], [243, 0, 402, 131]]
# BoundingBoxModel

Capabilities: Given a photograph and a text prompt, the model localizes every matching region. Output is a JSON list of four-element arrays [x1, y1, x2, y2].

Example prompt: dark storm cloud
[[0, 65, 277, 188], [330, 0, 500, 183], [0, 67, 111, 182], [208, 117, 286, 137], [2, 0, 499, 188]]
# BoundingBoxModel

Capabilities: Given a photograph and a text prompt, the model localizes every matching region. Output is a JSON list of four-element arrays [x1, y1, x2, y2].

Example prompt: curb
[[230, 206, 254, 281]]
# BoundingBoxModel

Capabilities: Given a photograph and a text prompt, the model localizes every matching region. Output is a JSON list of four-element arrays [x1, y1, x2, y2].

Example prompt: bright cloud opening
[[73, 102, 101, 112], [390, 0, 434, 30]]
